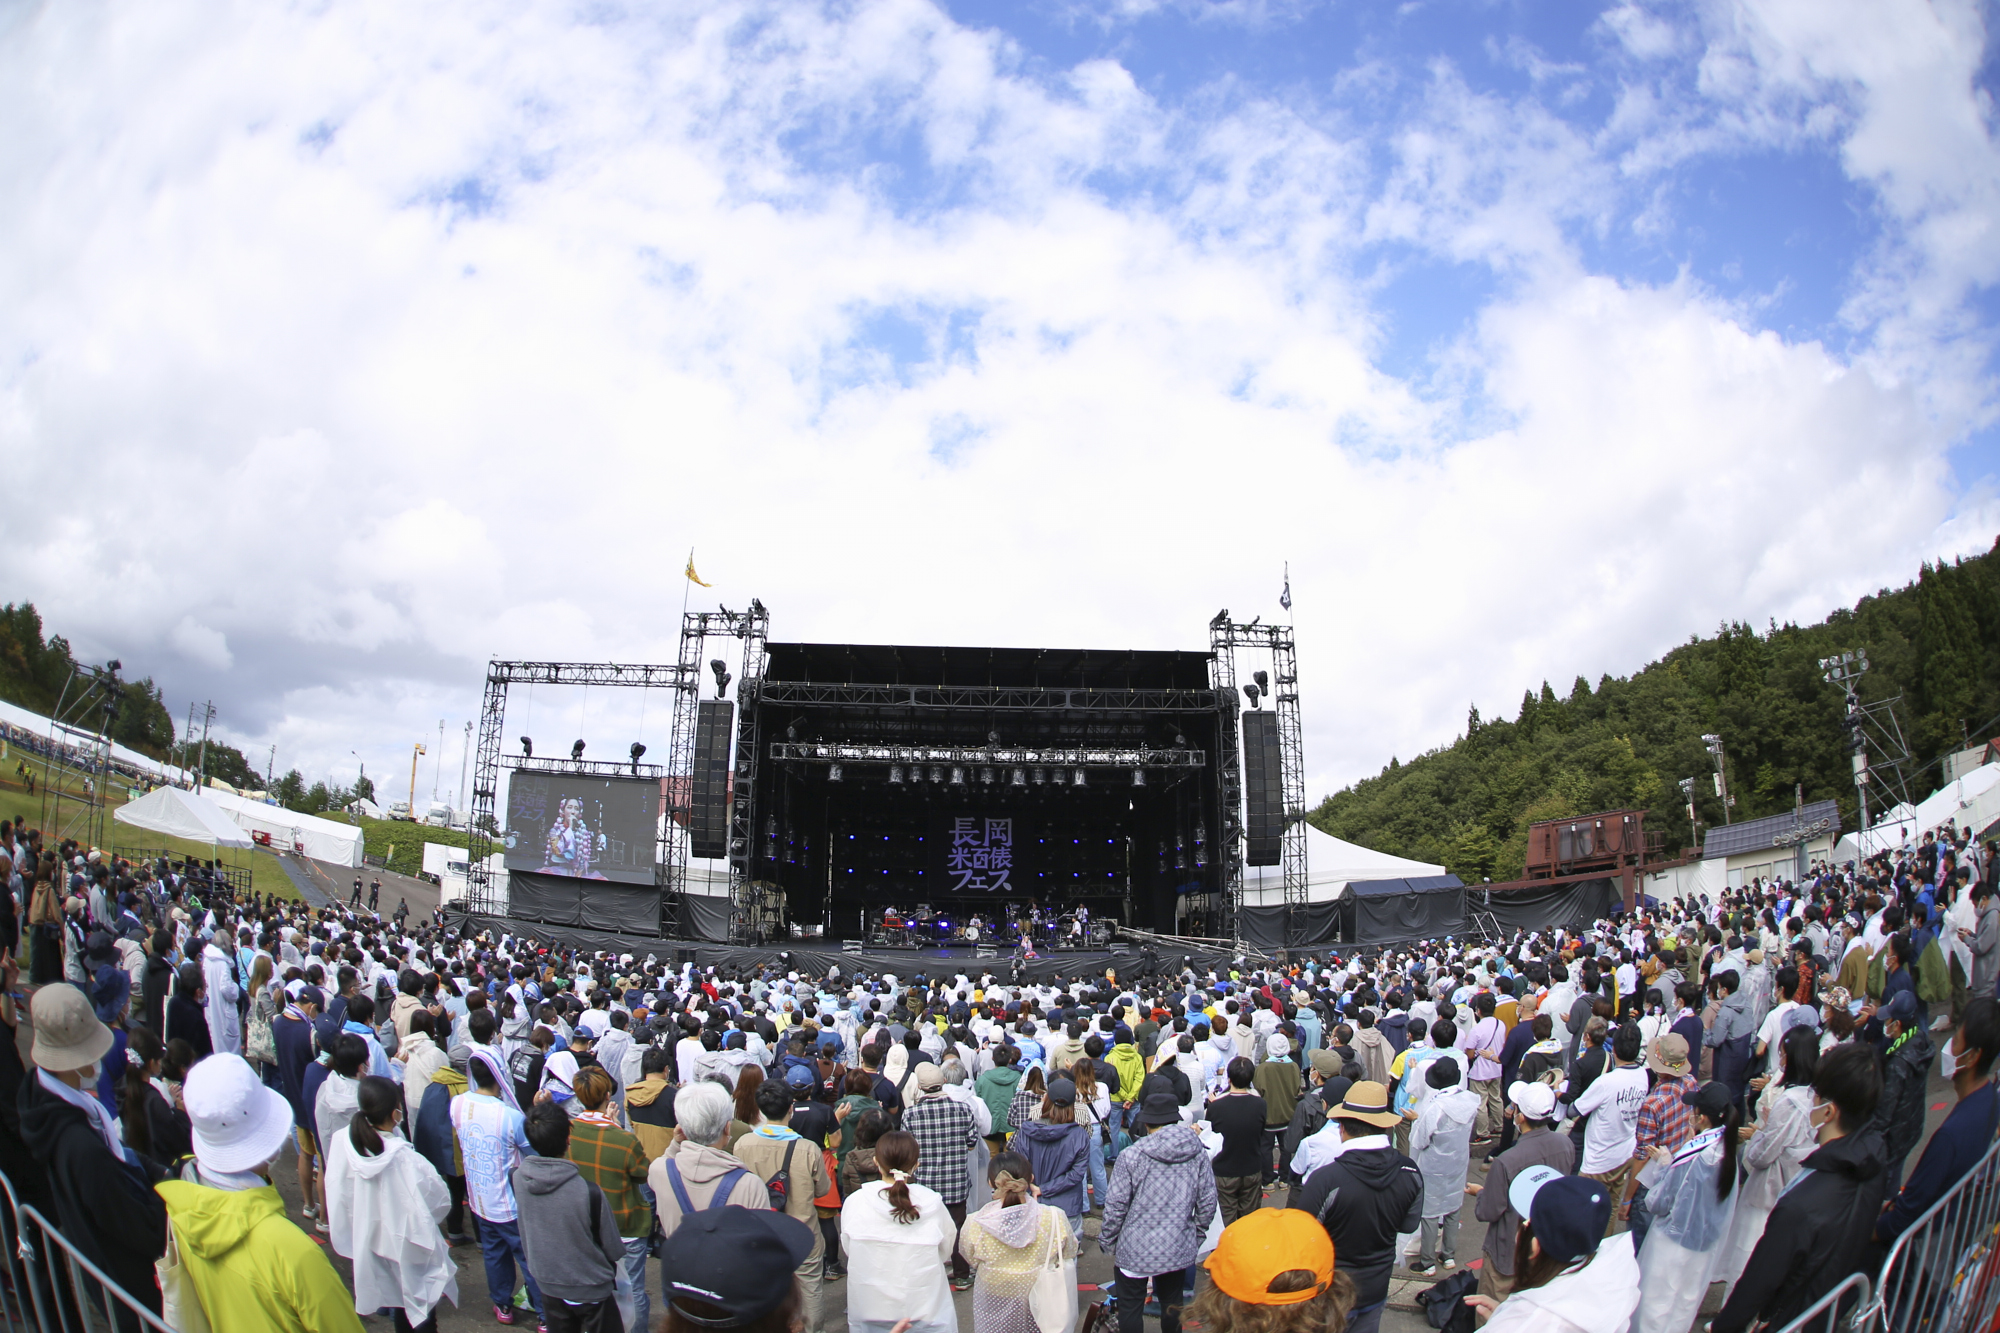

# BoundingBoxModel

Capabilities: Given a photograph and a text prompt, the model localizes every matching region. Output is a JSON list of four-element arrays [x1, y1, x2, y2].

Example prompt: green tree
[[273, 769, 306, 809]]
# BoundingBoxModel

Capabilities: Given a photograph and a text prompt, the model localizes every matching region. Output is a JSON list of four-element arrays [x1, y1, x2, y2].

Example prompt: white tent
[[114, 787, 255, 849], [1239, 823, 1446, 905], [1834, 764, 2000, 863], [0, 697, 178, 779], [202, 789, 366, 867]]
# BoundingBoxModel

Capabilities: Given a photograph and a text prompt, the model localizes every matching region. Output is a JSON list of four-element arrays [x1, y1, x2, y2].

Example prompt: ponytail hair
[[122, 1025, 165, 1159], [1713, 1099, 1741, 1203], [987, 1150, 1034, 1207], [350, 1074, 401, 1159], [875, 1129, 922, 1223]]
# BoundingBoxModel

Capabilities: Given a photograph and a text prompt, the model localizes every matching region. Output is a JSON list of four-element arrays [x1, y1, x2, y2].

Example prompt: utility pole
[[182, 701, 195, 776], [434, 719, 445, 802], [196, 701, 215, 788], [1679, 776, 1698, 847], [267, 744, 276, 789], [459, 720, 473, 821]]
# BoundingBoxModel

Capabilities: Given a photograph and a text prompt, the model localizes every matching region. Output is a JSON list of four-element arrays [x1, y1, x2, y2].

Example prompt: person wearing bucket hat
[[1286, 1082, 1421, 1333], [1099, 1074, 1217, 1333], [1189, 1209, 1357, 1333], [1462, 1169, 1639, 1332], [18, 980, 169, 1325], [157, 1053, 367, 1332]]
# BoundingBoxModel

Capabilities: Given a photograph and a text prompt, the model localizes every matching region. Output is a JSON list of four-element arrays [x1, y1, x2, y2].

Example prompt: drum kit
[[864, 904, 1112, 949]]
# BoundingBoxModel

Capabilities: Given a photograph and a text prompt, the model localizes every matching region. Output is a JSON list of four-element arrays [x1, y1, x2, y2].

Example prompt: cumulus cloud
[[0, 0, 1991, 799]]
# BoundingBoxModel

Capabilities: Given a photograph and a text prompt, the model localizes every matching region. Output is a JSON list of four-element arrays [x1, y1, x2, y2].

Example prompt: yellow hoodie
[[157, 1181, 365, 1333]]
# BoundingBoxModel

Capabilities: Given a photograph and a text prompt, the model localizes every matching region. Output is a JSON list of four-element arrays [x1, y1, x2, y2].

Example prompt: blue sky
[[2, 0, 1997, 794]]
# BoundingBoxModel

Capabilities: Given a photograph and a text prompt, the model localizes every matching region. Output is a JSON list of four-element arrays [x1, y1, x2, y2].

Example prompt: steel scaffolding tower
[[1209, 613, 1308, 948]]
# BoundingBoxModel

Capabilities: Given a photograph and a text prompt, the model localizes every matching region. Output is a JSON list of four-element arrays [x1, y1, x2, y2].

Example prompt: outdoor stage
[[451, 910, 1241, 981], [461, 606, 1317, 952]]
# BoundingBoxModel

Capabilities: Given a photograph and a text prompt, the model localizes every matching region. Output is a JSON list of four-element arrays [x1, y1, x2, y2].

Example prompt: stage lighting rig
[[520, 737, 533, 757], [1242, 682, 1262, 708], [829, 763, 843, 782], [571, 739, 586, 761], [710, 659, 733, 698], [629, 742, 647, 775], [1253, 670, 1269, 692]]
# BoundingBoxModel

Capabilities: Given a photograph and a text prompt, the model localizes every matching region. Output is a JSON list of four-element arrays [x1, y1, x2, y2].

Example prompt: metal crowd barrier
[[1776, 1137, 2000, 1333], [0, 1169, 175, 1333]]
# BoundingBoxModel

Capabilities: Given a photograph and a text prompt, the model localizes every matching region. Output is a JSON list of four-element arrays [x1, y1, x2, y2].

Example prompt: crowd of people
[[0, 809, 1993, 1333]]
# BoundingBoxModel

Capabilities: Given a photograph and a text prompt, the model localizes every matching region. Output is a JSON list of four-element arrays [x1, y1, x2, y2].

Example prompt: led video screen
[[503, 773, 658, 885]]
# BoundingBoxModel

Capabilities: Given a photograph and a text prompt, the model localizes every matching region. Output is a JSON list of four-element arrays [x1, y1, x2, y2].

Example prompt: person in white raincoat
[[842, 1129, 960, 1333], [326, 1074, 458, 1332], [1630, 1081, 1742, 1333], [958, 1151, 1078, 1333], [1408, 1057, 1480, 1273], [1715, 1024, 1819, 1297], [202, 935, 243, 1055], [1466, 1167, 1639, 1333]]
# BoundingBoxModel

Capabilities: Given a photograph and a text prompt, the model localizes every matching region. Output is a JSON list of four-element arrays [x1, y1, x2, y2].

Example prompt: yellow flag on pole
[[685, 555, 712, 587]]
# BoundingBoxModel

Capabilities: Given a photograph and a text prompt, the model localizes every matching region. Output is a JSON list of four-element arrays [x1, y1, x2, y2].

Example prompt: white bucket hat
[[184, 1054, 294, 1174]]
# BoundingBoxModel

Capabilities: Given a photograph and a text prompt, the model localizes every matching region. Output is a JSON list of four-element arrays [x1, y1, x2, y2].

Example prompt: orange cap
[[1202, 1209, 1334, 1305]]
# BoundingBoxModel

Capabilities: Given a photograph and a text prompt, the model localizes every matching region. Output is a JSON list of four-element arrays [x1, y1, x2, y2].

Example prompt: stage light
[[931, 766, 944, 783], [520, 737, 533, 757], [571, 739, 586, 761], [950, 766, 966, 786], [1131, 769, 1145, 788], [829, 763, 843, 782], [987, 730, 999, 745], [1032, 768, 1045, 785], [1072, 769, 1086, 786], [629, 742, 647, 775], [1011, 768, 1026, 787], [1253, 670, 1269, 692], [980, 767, 994, 785], [709, 659, 731, 698], [1242, 683, 1262, 709], [889, 765, 904, 784]]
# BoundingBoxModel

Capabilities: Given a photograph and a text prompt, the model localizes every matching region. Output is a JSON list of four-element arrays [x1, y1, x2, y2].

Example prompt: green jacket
[[1108, 1042, 1147, 1104], [1252, 1056, 1301, 1129], [158, 1181, 365, 1333], [974, 1066, 1022, 1132]]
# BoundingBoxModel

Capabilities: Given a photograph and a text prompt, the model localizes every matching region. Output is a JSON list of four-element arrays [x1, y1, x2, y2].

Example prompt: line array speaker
[[691, 699, 734, 859], [1242, 709, 1282, 866]]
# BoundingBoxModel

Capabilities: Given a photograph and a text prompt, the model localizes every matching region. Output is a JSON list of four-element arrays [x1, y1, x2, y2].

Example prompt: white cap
[[1507, 1079, 1559, 1120], [184, 1054, 295, 1174]]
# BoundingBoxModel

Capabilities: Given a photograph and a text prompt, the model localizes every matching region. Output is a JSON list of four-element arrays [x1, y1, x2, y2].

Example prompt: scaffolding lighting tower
[[1210, 613, 1308, 948]]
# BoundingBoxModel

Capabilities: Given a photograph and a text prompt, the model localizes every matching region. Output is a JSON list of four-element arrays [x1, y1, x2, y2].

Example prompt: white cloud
[[0, 0, 1990, 803]]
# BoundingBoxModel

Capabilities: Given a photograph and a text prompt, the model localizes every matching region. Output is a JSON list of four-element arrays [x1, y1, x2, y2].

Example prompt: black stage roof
[[763, 644, 1212, 691]]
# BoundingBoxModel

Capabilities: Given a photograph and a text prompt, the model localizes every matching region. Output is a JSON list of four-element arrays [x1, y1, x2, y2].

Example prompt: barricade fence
[[0, 1168, 175, 1333], [1778, 1136, 2000, 1333]]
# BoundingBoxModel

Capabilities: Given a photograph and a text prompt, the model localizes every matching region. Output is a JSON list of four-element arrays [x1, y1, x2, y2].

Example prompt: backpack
[[660, 1157, 752, 1217], [761, 1139, 803, 1211]]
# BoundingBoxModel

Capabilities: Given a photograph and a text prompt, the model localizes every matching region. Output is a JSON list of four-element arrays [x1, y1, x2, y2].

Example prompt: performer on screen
[[538, 797, 607, 879]]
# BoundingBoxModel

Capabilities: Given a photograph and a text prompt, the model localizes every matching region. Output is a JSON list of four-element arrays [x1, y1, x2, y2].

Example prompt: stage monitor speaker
[[1242, 709, 1282, 866], [690, 699, 735, 859]]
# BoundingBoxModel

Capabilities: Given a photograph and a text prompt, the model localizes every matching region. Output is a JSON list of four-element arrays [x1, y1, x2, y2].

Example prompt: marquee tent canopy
[[114, 787, 255, 849], [1833, 763, 2000, 863], [202, 789, 366, 867], [1238, 823, 1445, 905]]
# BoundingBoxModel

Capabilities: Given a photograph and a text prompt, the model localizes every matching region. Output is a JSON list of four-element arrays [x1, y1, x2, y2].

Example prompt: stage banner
[[939, 815, 1019, 894]]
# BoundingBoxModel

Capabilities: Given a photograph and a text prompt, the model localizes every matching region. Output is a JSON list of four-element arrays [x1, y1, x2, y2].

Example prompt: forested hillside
[[0, 602, 176, 756], [1310, 537, 2000, 883]]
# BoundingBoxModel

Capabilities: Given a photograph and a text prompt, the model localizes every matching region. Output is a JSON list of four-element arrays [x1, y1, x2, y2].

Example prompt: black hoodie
[[1288, 1141, 1422, 1309], [1710, 1127, 1888, 1333], [18, 1070, 168, 1318]]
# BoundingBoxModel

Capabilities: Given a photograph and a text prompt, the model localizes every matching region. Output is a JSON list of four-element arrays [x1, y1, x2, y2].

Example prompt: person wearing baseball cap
[[18, 978, 170, 1324], [1286, 1081, 1420, 1333], [1463, 1168, 1639, 1331], [1468, 1079, 1574, 1299], [158, 1053, 367, 1332], [1191, 1208, 1357, 1333], [659, 1204, 817, 1333]]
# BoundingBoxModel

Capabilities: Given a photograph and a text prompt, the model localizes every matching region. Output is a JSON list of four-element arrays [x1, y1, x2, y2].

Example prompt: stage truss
[[1210, 613, 1309, 947]]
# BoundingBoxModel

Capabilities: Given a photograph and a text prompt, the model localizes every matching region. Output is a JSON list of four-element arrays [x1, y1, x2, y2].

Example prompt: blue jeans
[[1086, 1134, 1108, 1209], [1628, 1185, 1651, 1253], [623, 1236, 649, 1333], [476, 1214, 541, 1316]]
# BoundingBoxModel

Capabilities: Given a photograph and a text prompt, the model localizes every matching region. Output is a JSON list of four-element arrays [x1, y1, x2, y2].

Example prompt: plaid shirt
[[567, 1115, 652, 1238], [1632, 1073, 1696, 1162], [902, 1092, 977, 1204]]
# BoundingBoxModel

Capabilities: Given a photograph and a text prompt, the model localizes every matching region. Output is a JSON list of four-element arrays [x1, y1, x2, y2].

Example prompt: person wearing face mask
[[1873, 994, 2000, 1249], [18, 980, 169, 1330], [157, 1052, 367, 1332], [325, 1073, 459, 1332], [1706, 1042, 1886, 1333]]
